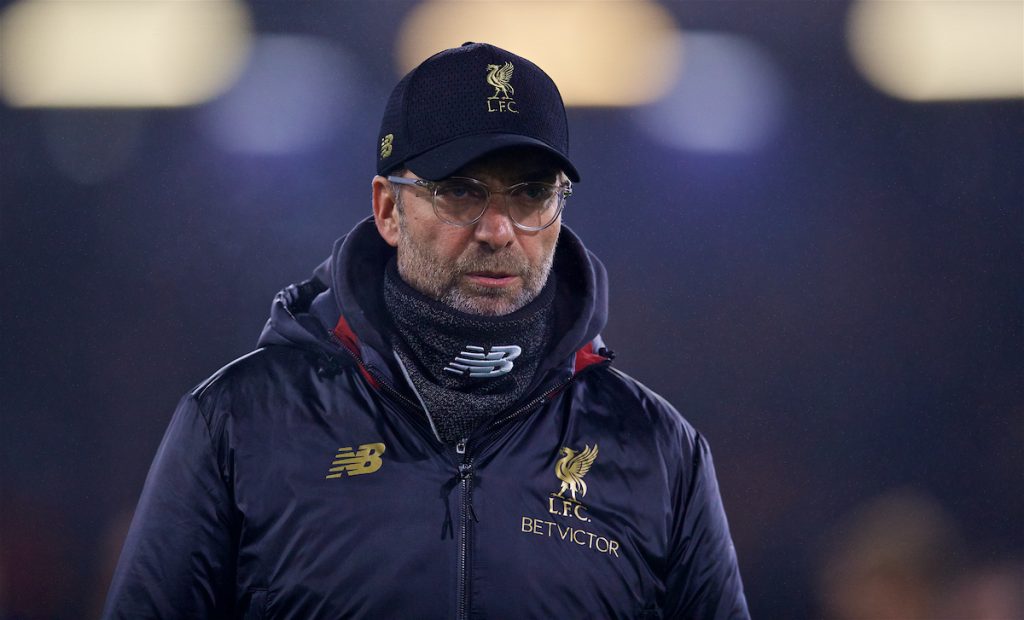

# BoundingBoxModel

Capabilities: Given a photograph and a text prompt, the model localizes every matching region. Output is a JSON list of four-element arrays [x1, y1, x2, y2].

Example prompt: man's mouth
[[465, 271, 519, 287]]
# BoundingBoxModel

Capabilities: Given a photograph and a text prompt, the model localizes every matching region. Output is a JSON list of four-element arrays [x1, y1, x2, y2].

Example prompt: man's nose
[[473, 196, 515, 250]]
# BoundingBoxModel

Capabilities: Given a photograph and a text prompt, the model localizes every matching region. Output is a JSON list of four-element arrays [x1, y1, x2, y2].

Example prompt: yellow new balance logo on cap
[[325, 443, 386, 478]]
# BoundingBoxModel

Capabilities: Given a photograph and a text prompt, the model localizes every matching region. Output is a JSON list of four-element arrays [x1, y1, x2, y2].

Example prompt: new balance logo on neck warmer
[[444, 345, 522, 378]]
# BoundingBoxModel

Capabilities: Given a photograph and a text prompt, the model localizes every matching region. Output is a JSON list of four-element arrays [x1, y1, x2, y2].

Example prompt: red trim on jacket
[[332, 316, 381, 389], [541, 342, 607, 401], [573, 342, 606, 374]]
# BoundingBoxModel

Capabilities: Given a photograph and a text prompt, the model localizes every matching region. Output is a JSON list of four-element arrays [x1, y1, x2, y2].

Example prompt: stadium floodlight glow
[[634, 32, 787, 154], [396, 0, 683, 107], [846, 0, 1024, 101], [0, 0, 252, 107]]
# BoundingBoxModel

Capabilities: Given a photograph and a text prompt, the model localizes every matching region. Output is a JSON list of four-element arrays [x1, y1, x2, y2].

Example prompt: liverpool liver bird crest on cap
[[486, 61, 518, 113], [554, 444, 599, 501]]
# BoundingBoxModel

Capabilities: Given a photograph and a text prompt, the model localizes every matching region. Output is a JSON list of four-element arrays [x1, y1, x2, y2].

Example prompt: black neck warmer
[[383, 259, 555, 444]]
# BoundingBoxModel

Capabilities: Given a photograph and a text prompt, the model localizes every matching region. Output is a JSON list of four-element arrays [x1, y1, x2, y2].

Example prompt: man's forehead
[[453, 147, 564, 182]]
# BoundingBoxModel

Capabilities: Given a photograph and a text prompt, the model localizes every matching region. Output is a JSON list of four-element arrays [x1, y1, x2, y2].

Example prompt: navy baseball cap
[[376, 42, 580, 182]]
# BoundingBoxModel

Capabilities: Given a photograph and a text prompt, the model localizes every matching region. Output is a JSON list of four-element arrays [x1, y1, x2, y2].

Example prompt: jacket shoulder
[[186, 345, 356, 423], [580, 366, 699, 433], [191, 346, 302, 398]]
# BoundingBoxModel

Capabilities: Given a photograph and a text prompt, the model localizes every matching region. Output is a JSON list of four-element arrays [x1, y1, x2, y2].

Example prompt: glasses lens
[[433, 179, 488, 225], [508, 183, 562, 230]]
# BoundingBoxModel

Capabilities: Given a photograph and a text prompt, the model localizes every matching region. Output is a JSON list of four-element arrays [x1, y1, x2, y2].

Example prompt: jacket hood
[[258, 216, 609, 383]]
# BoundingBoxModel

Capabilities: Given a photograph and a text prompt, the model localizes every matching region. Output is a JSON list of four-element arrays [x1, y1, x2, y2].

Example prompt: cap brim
[[404, 133, 580, 182]]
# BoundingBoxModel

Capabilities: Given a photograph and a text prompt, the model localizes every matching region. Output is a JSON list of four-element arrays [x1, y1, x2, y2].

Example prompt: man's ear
[[372, 175, 400, 247]]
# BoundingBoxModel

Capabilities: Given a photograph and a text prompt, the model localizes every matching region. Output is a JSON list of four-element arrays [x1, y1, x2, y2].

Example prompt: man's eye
[[519, 184, 554, 201], [438, 183, 482, 201]]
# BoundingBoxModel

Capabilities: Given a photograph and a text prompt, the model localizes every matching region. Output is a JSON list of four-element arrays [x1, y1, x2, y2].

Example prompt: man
[[104, 42, 748, 619]]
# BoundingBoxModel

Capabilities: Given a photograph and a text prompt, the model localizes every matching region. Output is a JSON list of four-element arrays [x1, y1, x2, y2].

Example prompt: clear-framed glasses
[[387, 175, 571, 231]]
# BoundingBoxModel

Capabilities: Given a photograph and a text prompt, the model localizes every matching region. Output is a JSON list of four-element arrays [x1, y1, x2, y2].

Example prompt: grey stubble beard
[[395, 215, 555, 317]]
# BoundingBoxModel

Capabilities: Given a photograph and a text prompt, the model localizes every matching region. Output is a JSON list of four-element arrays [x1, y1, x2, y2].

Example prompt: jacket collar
[[258, 216, 610, 387]]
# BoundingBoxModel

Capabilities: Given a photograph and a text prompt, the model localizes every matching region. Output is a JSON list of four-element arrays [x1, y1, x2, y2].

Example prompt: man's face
[[389, 148, 565, 316]]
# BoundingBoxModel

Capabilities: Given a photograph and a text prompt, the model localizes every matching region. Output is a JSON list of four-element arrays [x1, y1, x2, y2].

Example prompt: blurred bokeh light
[[847, 0, 1024, 101], [397, 0, 683, 106], [634, 31, 787, 153], [201, 35, 360, 155], [0, 0, 252, 107]]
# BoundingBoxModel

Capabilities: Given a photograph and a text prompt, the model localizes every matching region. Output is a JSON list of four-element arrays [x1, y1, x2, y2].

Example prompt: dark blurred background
[[1, 1, 1021, 618]]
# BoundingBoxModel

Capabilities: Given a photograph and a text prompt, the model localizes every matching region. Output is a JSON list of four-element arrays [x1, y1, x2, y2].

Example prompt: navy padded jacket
[[103, 219, 749, 619]]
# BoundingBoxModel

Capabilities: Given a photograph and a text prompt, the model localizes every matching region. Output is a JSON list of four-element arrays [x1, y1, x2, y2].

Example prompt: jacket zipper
[[456, 444, 474, 620], [449, 368, 604, 620]]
